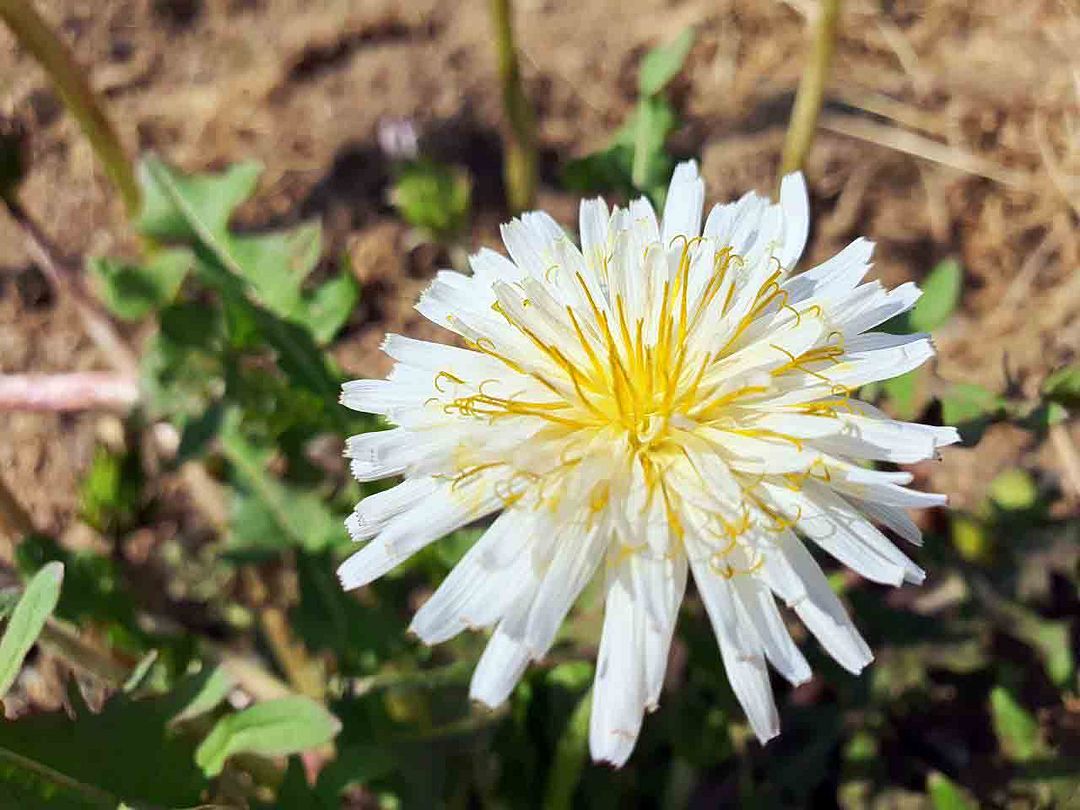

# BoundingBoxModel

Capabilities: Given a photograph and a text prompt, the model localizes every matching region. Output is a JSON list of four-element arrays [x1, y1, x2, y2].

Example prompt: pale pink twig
[[0, 372, 138, 412]]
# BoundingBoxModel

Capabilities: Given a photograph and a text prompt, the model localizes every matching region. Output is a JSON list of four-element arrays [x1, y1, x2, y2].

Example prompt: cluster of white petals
[[339, 161, 956, 766]]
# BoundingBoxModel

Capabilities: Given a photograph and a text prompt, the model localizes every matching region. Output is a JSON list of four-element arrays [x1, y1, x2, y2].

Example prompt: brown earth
[[1, 0, 1078, 533]]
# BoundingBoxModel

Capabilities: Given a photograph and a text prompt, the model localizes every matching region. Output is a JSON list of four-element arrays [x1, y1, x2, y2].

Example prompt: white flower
[[339, 161, 956, 766]]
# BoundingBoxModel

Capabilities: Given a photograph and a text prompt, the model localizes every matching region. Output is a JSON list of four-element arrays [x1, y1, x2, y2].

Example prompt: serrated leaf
[[0, 682, 208, 806], [909, 259, 962, 332], [194, 696, 341, 777], [89, 248, 192, 321], [1042, 364, 1080, 410], [138, 158, 261, 243], [990, 686, 1043, 762], [0, 562, 63, 699], [927, 772, 975, 810], [638, 27, 695, 97]]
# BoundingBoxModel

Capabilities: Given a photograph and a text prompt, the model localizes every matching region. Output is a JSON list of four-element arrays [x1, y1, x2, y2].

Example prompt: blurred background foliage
[[0, 1, 1077, 808]]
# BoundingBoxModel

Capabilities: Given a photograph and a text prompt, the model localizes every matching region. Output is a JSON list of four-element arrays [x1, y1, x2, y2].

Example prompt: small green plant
[[562, 28, 694, 206], [389, 158, 472, 243]]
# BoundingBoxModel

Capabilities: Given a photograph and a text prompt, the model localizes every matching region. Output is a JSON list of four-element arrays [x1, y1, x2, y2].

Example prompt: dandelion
[[339, 161, 956, 766]]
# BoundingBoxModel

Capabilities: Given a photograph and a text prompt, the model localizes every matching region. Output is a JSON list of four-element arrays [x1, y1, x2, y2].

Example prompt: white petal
[[771, 531, 873, 673], [731, 574, 812, 686], [628, 196, 660, 244], [345, 429, 409, 481], [469, 627, 531, 708], [784, 237, 874, 304], [590, 567, 646, 767], [579, 197, 610, 267], [523, 526, 606, 657], [720, 636, 780, 744], [661, 160, 705, 243], [778, 172, 810, 269], [408, 510, 534, 643], [339, 486, 501, 590], [761, 483, 916, 586], [346, 478, 439, 542], [687, 539, 779, 743]]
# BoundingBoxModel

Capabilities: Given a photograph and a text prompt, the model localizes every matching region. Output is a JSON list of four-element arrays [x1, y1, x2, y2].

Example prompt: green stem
[[543, 687, 593, 810], [780, 0, 842, 177], [0, 0, 140, 217], [489, 0, 538, 213]]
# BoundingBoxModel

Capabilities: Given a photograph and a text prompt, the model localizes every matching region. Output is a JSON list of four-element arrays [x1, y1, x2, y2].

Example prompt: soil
[[1, 0, 1078, 531]]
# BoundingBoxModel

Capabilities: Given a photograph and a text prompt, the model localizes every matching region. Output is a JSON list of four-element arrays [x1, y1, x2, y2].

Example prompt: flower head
[[339, 161, 956, 766]]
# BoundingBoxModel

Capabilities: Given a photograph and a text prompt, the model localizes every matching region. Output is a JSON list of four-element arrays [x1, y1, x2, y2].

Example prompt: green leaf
[[267, 757, 329, 809], [122, 650, 159, 693], [78, 445, 143, 535], [883, 369, 921, 420], [88, 248, 192, 321], [1030, 620, 1075, 688], [159, 301, 224, 350], [291, 551, 403, 675], [561, 144, 635, 198], [950, 514, 993, 564], [987, 468, 1038, 511], [390, 159, 472, 242], [909, 259, 962, 332], [0, 588, 18, 621], [301, 267, 359, 345], [170, 666, 234, 726], [221, 419, 342, 554], [0, 682, 208, 807], [228, 222, 321, 319], [143, 158, 343, 408], [174, 400, 225, 465], [638, 27, 695, 97], [0, 562, 63, 699], [194, 696, 341, 777], [940, 382, 1003, 444], [543, 687, 593, 810], [626, 95, 678, 199], [137, 158, 261, 243], [13, 536, 148, 655], [927, 771, 975, 810], [1042, 364, 1080, 410], [990, 686, 1043, 763]]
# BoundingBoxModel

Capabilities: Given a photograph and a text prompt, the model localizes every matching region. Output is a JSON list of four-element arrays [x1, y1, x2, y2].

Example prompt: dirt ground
[[1, 0, 1078, 533]]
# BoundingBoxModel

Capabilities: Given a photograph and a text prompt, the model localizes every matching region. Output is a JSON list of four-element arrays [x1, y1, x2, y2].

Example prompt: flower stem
[[780, 0, 842, 177], [489, 0, 538, 213], [0, 0, 140, 218]]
